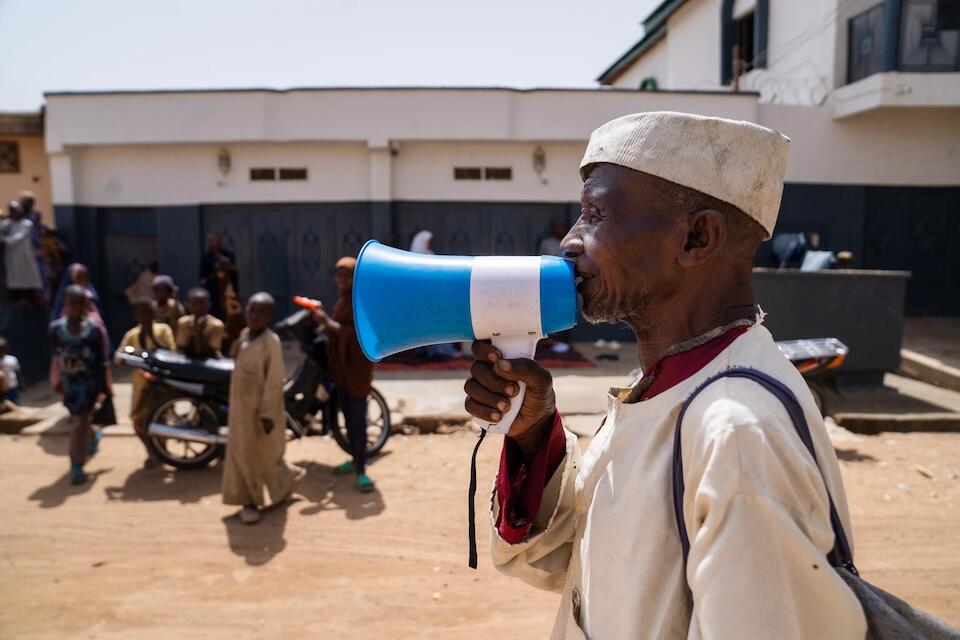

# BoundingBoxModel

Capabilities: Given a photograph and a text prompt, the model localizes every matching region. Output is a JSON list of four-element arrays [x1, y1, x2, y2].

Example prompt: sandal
[[70, 464, 88, 486], [239, 507, 261, 525], [356, 474, 375, 493], [333, 461, 356, 476], [87, 430, 102, 459]]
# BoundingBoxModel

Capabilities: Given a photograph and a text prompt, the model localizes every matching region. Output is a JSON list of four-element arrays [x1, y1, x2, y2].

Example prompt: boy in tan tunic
[[115, 297, 177, 467], [177, 287, 225, 359], [221, 292, 303, 524]]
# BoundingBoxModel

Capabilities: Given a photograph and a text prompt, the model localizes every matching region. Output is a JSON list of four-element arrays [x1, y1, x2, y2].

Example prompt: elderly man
[[463, 112, 866, 638]]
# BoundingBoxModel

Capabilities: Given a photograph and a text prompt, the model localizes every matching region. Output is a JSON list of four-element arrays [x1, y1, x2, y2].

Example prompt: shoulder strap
[[672, 367, 857, 574]]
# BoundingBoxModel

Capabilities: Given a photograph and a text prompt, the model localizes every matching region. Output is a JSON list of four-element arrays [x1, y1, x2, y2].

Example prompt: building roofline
[[642, 0, 689, 31], [0, 111, 44, 135], [43, 85, 752, 98], [596, 0, 691, 86], [596, 24, 667, 85]]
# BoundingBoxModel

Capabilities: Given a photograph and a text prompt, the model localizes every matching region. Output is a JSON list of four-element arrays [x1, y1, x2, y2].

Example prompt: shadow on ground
[[104, 462, 223, 504], [29, 467, 112, 508], [222, 499, 294, 566], [292, 458, 387, 520], [835, 447, 878, 463]]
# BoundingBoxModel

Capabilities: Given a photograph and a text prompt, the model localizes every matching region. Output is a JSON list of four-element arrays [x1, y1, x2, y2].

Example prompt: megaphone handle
[[477, 335, 539, 435]]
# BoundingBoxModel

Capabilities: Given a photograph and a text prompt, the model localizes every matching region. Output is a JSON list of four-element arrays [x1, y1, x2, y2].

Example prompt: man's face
[[63, 295, 86, 322], [334, 268, 353, 295], [563, 164, 683, 328], [208, 233, 222, 252], [134, 305, 154, 326], [20, 196, 34, 213], [188, 294, 210, 317], [246, 301, 273, 332], [153, 285, 171, 304]]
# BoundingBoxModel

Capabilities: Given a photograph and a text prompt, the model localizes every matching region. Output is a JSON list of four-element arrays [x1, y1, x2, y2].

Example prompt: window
[[279, 167, 308, 180], [720, 0, 768, 85], [484, 167, 512, 180], [454, 167, 482, 180], [849, 4, 885, 82], [899, 0, 960, 72], [250, 168, 276, 181], [0, 141, 20, 173], [736, 11, 756, 76]]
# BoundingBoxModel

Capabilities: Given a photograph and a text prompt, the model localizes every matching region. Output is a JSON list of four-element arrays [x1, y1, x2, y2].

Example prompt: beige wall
[[741, 0, 838, 104], [0, 135, 52, 224], [74, 142, 371, 206], [611, 0, 845, 105], [392, 141, 586, 202], [666, 0, 723, 89], [760, 104, 960, 185], [614, 38, 669, 89]]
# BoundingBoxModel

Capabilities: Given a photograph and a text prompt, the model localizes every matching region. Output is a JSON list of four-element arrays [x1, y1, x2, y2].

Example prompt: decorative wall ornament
[[532, 146, 547, 184], [217, 148, 231, 177]]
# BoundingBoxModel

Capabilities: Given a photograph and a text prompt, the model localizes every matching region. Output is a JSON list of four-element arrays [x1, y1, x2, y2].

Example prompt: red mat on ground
[[376, 344, 595, 371]]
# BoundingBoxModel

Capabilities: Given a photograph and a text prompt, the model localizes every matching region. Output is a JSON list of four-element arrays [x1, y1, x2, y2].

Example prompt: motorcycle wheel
[[145, 396, 225, 470], [330, 387, 391, 459]]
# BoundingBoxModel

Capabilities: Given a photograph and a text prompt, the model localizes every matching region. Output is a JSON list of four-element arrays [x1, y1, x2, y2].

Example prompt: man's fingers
[[470, 360, 518, 397], [494, 357, 552, 389], [464, 397, 502, 423], [470, 340, 501, 363], [463, 378, 510, 413]]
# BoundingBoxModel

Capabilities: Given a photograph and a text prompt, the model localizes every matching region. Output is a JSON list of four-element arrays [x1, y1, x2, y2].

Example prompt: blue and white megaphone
[[353, 240, 577, 434]]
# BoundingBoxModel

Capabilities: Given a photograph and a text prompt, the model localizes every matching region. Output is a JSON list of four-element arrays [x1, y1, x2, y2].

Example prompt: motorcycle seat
[[149, 349, 234, 385]]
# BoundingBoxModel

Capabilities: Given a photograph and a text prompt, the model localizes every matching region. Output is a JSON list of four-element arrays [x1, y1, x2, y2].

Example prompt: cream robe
[[490, 325, 867, 639], [221, 329, 299, 507]]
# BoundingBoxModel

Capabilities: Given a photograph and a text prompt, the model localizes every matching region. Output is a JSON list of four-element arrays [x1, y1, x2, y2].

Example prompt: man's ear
[[678, 209, 726, 268]]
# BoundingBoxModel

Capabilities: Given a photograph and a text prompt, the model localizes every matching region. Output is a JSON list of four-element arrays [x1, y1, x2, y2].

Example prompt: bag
[[672, 367, 959, 640], [92, 396, 117, 427]]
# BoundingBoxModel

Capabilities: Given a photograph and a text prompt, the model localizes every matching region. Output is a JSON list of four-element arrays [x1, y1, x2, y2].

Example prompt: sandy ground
[[1, 426, 958, 639]]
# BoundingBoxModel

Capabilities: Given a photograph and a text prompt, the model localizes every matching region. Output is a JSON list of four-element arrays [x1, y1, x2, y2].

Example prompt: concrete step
[[899, 348, 960, 394]]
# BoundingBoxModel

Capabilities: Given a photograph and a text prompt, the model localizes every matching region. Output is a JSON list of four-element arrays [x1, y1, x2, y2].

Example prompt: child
[[115, 297, 176, 467], [0, 337, 25, 406], [312, 257, 376, 493], [49, 285, 109, 485], [221, 292, 303, 524], [177, 287, 225, 359], [152, 275, 185, 337]]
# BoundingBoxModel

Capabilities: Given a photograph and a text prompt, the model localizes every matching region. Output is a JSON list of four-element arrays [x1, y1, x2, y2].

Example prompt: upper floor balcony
[[839, 0, 960, 117]]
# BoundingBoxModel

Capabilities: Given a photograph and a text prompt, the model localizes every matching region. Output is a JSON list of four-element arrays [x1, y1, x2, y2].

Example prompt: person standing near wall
[[18, 191, 47, 299], [200, 232, 238, 320], [0, 201, 43, 301], [313, 258, 376, 494]]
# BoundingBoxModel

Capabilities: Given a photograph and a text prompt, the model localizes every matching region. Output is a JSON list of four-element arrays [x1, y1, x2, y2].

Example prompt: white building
[[46, 79, 959, 333], [596, 0, 960, 314]]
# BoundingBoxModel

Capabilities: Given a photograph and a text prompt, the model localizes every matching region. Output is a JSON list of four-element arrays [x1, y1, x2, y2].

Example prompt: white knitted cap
[[580, 111, 790, 238]]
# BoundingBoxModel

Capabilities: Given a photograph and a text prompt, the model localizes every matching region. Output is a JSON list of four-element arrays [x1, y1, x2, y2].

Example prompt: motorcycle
[[776, 337, 849, 415], [117, 308, 391, 470]]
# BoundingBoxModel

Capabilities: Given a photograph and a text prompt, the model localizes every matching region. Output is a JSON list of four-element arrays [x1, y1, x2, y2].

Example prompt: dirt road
[[1, 427, 958, 638]]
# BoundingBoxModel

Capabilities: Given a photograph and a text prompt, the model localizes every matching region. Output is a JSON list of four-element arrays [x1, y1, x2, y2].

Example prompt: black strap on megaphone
[[467, 428, 487, 569]]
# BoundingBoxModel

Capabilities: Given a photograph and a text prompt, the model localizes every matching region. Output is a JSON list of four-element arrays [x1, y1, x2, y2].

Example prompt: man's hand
[[464, 340, 556, 462], [312, 307, 329, 326], [261, 418, 274, 435]]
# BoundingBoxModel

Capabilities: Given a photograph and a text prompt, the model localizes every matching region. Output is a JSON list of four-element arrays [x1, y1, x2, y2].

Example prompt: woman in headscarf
[[51, 263, 104, 325], [409, 230, 434, 254], [312, 257, 376, 493]]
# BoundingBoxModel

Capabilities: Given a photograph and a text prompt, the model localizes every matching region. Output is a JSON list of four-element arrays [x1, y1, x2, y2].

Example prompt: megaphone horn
[[353, 240, 576, 434]]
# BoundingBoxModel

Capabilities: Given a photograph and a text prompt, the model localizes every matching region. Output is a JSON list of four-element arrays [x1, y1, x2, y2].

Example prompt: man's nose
[[560, 231, 583, 259]]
